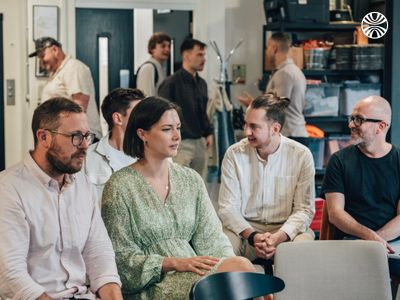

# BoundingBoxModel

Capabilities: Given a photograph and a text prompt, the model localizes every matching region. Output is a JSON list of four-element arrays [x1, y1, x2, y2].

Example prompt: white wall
[[1, 0, 265, 167], [1, 0, 28, 166], [225, 0, 265, 104]]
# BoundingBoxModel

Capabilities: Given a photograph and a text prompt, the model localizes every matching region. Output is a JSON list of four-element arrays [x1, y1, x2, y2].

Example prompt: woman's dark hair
[[250, 92, 290, 127], [123, 96, 180, 159]]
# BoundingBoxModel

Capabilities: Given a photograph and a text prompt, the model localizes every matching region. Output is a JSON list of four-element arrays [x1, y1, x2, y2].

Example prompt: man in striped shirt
[[218, 93, 315, 261]]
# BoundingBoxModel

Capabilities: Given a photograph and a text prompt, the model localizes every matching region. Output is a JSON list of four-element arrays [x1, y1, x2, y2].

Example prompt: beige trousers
[[173, 138, 208, 180], [224, 220, 314, 261]]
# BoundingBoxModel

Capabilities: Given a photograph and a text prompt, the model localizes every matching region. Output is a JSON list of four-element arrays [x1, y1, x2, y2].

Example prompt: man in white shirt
[[218, 93, 315, 261], [29, 36, 103, 139], [0, 98, 122, 300], [136, 32, 171, 96], [85, 88, 144, 200]]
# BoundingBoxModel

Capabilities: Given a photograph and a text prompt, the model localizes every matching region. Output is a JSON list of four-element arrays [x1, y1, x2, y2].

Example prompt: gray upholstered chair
[[274, 240, 392, 300]]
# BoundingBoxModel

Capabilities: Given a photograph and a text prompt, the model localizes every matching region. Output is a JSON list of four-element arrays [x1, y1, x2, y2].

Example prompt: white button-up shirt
[[218, 136, 315, 240], [0, 153, 121, 299], [84, 133, 137, 202]]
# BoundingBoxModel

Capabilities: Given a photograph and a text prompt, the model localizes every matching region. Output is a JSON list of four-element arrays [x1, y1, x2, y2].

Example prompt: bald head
[[355, 96, 391, 126]]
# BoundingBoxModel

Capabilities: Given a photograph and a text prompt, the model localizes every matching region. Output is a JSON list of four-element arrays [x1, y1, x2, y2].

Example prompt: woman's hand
[[163, 256, 220, 275]]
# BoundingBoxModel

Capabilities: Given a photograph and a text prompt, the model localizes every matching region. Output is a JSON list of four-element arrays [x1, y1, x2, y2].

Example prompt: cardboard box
[[265, 46, 304, 71], [289, 46, 304, 69]]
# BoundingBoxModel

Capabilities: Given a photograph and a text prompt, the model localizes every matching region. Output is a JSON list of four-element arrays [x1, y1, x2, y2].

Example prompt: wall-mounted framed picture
[[35, 57, 48, 77], [33, 5, 58, 40]]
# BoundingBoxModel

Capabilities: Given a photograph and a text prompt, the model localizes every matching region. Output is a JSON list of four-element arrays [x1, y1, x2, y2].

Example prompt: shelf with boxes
[[260, 16, 384, 194], [260, 22, 384, 134]]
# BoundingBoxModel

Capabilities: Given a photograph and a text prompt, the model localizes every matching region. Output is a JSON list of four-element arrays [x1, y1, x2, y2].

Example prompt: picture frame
[[33, 5, 58, 41], [35, 57, 48, 77]]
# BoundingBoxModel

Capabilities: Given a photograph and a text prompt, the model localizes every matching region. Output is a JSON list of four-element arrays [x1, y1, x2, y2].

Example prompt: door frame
[[0, 14, 5, 171]]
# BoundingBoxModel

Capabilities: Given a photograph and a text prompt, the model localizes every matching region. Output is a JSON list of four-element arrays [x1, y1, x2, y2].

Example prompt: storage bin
[[323, 135, 351, 167], [305, 83, 341, 117], [291, 137, 325, 170], [339, 83, 381, 115], [304, 48, 330, 70]]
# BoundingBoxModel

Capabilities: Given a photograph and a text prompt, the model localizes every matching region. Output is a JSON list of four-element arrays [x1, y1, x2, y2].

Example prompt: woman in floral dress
[[102, 96, 255, 299]]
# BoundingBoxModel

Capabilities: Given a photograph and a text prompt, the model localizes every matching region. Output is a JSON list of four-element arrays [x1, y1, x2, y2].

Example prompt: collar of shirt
[[50, 55, 72, 79], [252, 134, 284, 165], [274, 58, 295, 73], [179, 68, 199, 84], [25, 151, 75, 188], [94, 133, 135, 171]]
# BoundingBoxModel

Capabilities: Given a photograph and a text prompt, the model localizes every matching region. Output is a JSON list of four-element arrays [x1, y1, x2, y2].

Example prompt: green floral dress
[[101, 162, 235, 299]]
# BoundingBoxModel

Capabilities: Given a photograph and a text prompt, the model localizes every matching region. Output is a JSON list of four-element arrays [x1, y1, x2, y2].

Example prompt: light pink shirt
[[0, 153, 121, 299]]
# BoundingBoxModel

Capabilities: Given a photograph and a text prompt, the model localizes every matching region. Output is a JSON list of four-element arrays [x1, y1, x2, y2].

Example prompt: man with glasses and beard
[[322, 95, 400, 280], [0, 98, 123, 300]]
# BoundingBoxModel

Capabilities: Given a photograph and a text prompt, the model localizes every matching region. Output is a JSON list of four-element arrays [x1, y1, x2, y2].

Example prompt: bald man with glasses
[[0, 98, 122, 300], [322, 95, 400, 279]]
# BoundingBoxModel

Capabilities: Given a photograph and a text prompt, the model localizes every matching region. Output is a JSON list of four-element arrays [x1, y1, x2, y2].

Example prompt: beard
[[350, 128, 373, 148], [46, 146, 86, 175]]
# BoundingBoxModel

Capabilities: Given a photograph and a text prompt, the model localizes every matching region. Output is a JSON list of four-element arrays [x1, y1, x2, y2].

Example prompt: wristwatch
[[247, 231, 260, 247]]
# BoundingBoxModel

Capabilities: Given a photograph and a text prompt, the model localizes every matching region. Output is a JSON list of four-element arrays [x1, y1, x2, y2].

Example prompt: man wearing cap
[[29, 37, 103, 139]]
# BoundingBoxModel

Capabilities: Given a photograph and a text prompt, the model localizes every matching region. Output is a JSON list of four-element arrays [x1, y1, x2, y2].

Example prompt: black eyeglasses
[[348, 115, 387, 127], [45, 129, 96, 146]]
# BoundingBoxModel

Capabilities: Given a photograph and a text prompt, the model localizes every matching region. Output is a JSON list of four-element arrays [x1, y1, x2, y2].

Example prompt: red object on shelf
[[310, 198, 325, 231]]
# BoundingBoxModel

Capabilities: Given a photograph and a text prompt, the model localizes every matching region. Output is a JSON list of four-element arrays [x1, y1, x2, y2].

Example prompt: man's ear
[[272, 44, 279, 54], [36, 129, 51, 148], [272, 122, 282, 134], [182, 51, 189, 62], [112, 112, 123, 126], [377, 121, 388, 134]]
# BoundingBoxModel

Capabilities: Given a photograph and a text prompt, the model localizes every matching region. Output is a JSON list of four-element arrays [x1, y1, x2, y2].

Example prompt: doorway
[[153, 10, 192, 72], [0, 14, 5, 171], [76, 8, 134, 108]]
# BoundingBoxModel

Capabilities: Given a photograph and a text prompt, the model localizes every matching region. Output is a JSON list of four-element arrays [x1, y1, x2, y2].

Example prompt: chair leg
[[391, 274, 399, 300], [391, 274, 400, 300], [252, 258, 274, 275]]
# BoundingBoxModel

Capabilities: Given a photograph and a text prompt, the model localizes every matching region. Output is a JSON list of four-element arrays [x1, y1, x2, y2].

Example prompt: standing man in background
[[158, 38, 213, 179], [29, 36, 103, 139], [239, 32, 307, 137], [136, 32, 171, 96]]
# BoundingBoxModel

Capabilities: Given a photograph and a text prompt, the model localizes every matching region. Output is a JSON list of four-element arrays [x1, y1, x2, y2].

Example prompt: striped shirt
[[218, 136, 315, 240]]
